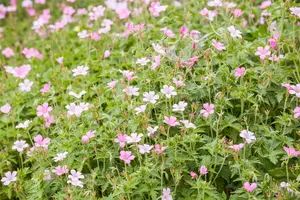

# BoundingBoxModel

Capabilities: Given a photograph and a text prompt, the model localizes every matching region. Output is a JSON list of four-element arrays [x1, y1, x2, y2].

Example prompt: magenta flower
[[228, 143, 244, 152], [114, 133, 128, 148], [212, 39, 226, 51], [284, 146, 300, 157], [37, 103, 52, 117], [289, 84, 300, 98], [234, 67, 246, 77], [255, 46, 271, 60], [34, 134, 51, 149], [52, 165, 69, 176], [163, 116, 180, 126], [120, 151, 135, 164], [200, 103, 214, 118], [243, 182, 257, 192], [40, 82, 51, 93], [190, 171, 198, 179], [199, 166, 208, 175]]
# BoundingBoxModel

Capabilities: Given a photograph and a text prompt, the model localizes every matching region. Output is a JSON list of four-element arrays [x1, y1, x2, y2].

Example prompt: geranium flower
[[199, 166, 208, 175], [137, 144, 153, 154], [69, 91, 86, 99], [164, 116, 180, 126], [147, 126, 158, 136], [255, 46, 271, 60], [180, 120, 196, 129], [107, 80, 118, 89], [120, 151, 135, 164], [136, 57, 150, 66], [154, 144, 167, 154], [40, 82, 51, 93], [19, 79, 33, 92], [72, 65, 89, 76], [228, 143, 244, 152], [37, 102, 52, 117], [161, 188, 173, 200], [212, 39, 226, 51], [289, 84, 300, 98], [34, 134, 51, 149], [52, 165, 69, 176], [227, 26, 242, 38], [239, 130, 256, 144], [114, 133, 128, 148], [283, 146, 300, 157], [190, 171, 198, 179], [234, 67, 246, 77], [143, 91, 159, 104], [16, 120, 32, 129], [200, 103, 214, 118], [2, 47, 14, 58], [53, 152, 68, 162], [172, 101, 187, 112], [12, 140, 29, 152], [243, 182, 257, 192], [135, 105, 146, 114], [149, 2, 167, 17], [161, 85, 177, 98], [67, 170, 84, 188], [1, 171, 17, 186], [126, 133, 143, 144], [0, 103, 11, 114], [123, 86, 140, 96]]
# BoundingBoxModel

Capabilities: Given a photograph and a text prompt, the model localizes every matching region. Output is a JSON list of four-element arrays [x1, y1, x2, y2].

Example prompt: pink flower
[[162, 188, 173, 200], [255, 46, 271, 60], [149, 2, 167, 17], [284, 146, 300, 157], [173, 78, 185, 87], [212, 39, 226, 51], [22, 48, 43, 60], [232, 9, 243, 17], [104, 50, 110, 58], [154, 144, 167, 154], [200, 8, 209, 16], [199, 166, 208, 175], [56, 57, 63, 64], [294, 107, 300, 119], [40, 82, 51, 93], [35, 0, 46, 4], [163, 116, 180, 126], [77, 8, 87, 15], [180, 26, 188, 38], [82, 130, 96, 143], [52, 165, 69, 176], [107, 80, 118, 89], [37, 103, 52, 117], [44, 115, 54, 128], [161, 28, 175, 38], [114, 133, 127, 148], [228, 143, 244, 152], [259, 0, 272, 9], [117, 8, 131, 19], [190, 171, 198, 179], [200, 103, 214, 118], [289, 84, 300, 98], [243, 182, 257, 192], [12, 65, 31, 79], [2, 47, 14, 58], [234, 67, 246, 77], [1, 103, 11, 114], [282, 83, 291, 92], [120, 151, 135, 164], [90, 32, 100, 41], [151, 55, 161, 70], [34, 134, 51, 149]]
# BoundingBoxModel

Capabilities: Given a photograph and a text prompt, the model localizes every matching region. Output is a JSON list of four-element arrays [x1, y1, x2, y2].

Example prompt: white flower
[[152, 43, 166, 55], [136, 57, 150, 66], [78, 30, 89, 38], [280, 182, 290, 188], [290, 7, 300, 18], [180, 120, 196, 129], [239, 130, 256, 144], [22, 0, 33, 8], [135, 105, 146, 114], [68, 170, 84, 180], [147, 126, 158, 136], [65, 103, 83, 117], [19, 79, 33, 92], [69, 91, 86, 99], [138, 144, 153, 154], [43, 170, 52, 181], [172, 101, 187, 112], [227, 26, 242, 38], [207, 0, 223, 7], [16, 120, 32, 129], [12, 140, 29, 152], [79, 102, 90, 111], [123, 86, 140, 96], [1, 171, 17, 186], [1, 103, 11, 114], [67, 177, 84, 188], [54, 152, 68, 162], [72, 65, 89, 76], [143, 91, 159, 104], [126, 133, 143, 143], [161, 85, 177, 98]]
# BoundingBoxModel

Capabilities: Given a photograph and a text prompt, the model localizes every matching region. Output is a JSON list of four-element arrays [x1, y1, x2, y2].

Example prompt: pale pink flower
[[228, 143, 244, 152], [90, 32, 100, 41], [227, 26, 242, 38], [104, 50, 110, 58], [107, 80, 118, 89], [200, 8, 209, 16], [56, 57, 63, 64], [162, 188, 173, 200], [65, 103, 83, 117], [1, 171, 17, 186], [212, 39, 226, 51], [180, 26, 189, 38], [190, 171, 198, 179], [255, 46, 271, 60], [149, 2, 167, 17], [135, 105, 146, 114], [282, 83, 292, 92], [67, 170, 84, 188], [34, 134, 50, 149], [114, 133, 128, 148], [44, 115, 54, 128], [284, 146, 300, 157], [161, 28, 175, 38], [123, 86, 139, 96], [138, 144, 153, 154], [243, 182, 257, 192], [173, 78, 185, 87], [259, 1, 272, 9], [11, 65, 32, 79], [77, 8, 87, 15], [240, 130, 256, 144], [290, 7, 300, 18], [200, 103, 214, 118], [22, 48, 43, 60], [82, 130, 96, 143], [154, 144, 167, 154], [35, 0, 46, 4], [294, 107, 300, 119], [143, 91, 159, 104], [40, 82, 51, 93], [117, 8, 131, 19], [289, 84, 300, 98], [163, 116, 180, 126], [52, 165, 69, 176], [199, 166, 208, 175], [234, 67, 246, 77], [2, 47, 14, 58], [120, 151, 135, 164], [1, 103, 11, 114], [232, 9, 243, 17], [126, 133, 143, 144], [161, 85, 177, 98], [151, 55, 161, 70], [88, 5, 105, 21], [37, 103, 52, 117]]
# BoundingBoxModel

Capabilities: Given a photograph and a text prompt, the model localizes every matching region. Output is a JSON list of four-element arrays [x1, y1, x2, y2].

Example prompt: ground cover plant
[[0, 0, 300, 199]]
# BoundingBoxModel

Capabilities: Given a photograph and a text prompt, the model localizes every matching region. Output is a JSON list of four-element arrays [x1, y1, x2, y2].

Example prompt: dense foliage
[[0, 0, 300, 199]]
